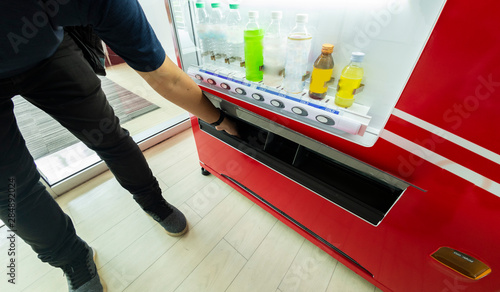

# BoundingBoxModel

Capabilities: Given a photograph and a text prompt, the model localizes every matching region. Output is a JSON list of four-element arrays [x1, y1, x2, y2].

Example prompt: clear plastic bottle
[[335, 52, 365, 108], [225, 3, 244, 68], [208, 2, 226, 63], [194, 1, 210, 64], [263, 11, 286, 87], [309, 44, 334, 100], [283, 14, 312, 93], [244, 11, 264, 82]]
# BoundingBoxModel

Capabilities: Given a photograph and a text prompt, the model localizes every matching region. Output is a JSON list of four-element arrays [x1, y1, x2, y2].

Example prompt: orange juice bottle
[[335, 52, 365, 108], [308, 44, 334, 100]]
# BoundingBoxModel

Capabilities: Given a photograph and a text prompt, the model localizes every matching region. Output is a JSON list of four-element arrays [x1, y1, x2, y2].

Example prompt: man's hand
[[136, 56, 239, 136], [216, 117, 239, 137]]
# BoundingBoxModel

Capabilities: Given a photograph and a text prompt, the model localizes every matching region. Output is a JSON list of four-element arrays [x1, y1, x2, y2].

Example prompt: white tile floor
[[0, 129, 383, 292]]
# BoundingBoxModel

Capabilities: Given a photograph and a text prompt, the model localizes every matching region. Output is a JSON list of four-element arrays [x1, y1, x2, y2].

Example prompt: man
[[0, 0, 237, 291]]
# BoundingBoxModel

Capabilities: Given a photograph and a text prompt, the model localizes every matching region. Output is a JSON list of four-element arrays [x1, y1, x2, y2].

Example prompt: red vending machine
[[164, 0, 500, 290]]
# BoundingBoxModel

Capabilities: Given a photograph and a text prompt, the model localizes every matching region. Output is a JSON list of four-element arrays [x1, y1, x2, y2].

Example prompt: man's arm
[[80, 0, 236, 133], [136, 56, 238, 136]]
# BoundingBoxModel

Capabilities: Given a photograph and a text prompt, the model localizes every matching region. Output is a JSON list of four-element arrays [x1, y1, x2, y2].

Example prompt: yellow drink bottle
[[309, 44, 334, 100], [335, 52, 365, 108]]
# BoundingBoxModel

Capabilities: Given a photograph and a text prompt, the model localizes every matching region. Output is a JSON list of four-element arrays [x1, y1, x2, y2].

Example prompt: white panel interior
[[171, 0, 447, 146]]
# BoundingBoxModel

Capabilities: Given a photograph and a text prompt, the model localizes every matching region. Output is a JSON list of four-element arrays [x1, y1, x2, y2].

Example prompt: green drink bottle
[[244, 11, 264, 82]]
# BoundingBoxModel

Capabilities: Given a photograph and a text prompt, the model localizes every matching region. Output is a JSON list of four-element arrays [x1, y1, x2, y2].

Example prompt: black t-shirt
[[0, 0, 166, 78]]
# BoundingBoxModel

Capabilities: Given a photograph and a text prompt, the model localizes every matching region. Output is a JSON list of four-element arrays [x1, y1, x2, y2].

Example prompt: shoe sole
[[166, 223, 189, 237], [92, 248, 108, 292]]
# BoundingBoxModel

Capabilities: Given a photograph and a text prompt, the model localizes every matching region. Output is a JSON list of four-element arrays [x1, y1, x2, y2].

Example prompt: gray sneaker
[[146, 200, 188, 236], [62, 244, 107, 292], [159, 203, 188, 236]]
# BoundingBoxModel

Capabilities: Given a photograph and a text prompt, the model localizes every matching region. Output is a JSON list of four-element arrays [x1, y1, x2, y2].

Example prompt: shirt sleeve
[[82, 0, 166, 72]]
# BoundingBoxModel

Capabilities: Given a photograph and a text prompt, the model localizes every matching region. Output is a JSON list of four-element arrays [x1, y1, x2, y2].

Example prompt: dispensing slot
[[237, 118, 268, 151], [264, 133, 300, 165], [292, 146, 306, 166], [293, 149, 402, 215], [200, 95, 418, 225]]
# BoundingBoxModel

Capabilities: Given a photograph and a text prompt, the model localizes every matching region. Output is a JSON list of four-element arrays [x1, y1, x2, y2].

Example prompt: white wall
[[138, 0, 177, 61]]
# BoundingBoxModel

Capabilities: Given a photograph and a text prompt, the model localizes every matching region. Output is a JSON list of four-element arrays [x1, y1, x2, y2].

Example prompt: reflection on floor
[[106, 63, 187, 135], [0, 129, 382, 292], [13, 77, 159, 160]]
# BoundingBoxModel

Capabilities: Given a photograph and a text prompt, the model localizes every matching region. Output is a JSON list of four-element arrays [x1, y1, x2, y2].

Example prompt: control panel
[[188, 66, 371, 136]]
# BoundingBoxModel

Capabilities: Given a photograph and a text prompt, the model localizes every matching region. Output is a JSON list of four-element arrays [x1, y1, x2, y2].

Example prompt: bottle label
[[244, 29, 264, 82], [336, 75, 362, 100], [309, 68, 333, 94]]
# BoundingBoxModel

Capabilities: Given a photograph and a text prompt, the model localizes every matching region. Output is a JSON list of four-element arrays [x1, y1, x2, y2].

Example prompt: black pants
[[0, 34, 164, 267]]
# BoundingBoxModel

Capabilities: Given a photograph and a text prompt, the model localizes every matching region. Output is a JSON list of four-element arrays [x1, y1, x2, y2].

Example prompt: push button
[[220, 83, 230, 90], [292, 106, 308, 116], [195, 74, 203, 81], [316, 115, 335, 125], [252, 93, 264, 101], [207, 78, 216, 85], [270, 99, 284, 108], [235, 88, 246, 95]]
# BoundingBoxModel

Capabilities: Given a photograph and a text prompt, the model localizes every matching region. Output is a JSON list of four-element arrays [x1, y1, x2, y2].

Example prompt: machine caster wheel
[[201, 167, 211, 176]]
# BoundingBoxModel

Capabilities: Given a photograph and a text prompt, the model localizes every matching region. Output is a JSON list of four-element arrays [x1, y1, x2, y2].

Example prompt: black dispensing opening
[[199, 113, 405, 225], [264, 133, 300, 165], [294, 150, 401, 214], [236, 118, 268, 151]]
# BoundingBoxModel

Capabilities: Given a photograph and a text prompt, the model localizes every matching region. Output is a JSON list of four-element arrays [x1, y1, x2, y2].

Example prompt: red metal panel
[[191, 116, 500, 291], [190, 1, 500, 290], [395, 1, 500, 155], [347, 165, 500, 291], [384, 115, 500, 183]]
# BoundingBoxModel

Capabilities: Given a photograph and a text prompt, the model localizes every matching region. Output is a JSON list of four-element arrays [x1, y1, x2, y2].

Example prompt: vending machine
[[163, 0, 500, 290]]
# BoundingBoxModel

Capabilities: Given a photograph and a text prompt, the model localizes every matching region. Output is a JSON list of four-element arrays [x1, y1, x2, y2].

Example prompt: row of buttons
[[250, 91, 308, 116], [250, 93, 335, 125], [195, 74, 336, 127]]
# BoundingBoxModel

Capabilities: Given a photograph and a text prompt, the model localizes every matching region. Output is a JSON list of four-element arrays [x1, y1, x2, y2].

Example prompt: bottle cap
[[248, 11, 259, 18], [321, 44, 334, 54], [211, 3, 220, 8], [351, 52, 365, 62], [196, 0, 205, 7], [229, 3, 239, 9], [271, 11, 283, 20], [296, 14, 308, 23]]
